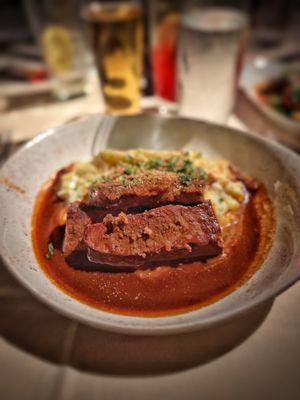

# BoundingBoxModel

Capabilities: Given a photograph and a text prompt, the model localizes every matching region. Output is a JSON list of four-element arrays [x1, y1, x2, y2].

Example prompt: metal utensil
[[91, 115, 117, 158], [0, 131, 12, 166]]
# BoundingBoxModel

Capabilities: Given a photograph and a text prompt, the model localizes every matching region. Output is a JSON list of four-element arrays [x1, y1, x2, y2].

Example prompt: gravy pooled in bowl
[[32, 149, 274, 316]]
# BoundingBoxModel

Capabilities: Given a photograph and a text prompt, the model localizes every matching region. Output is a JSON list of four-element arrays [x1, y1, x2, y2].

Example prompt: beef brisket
[[63, 201, 116, 256], [87, 171, 205, 211], [84, 202, 222, 268], [62, 202, 91, 256]]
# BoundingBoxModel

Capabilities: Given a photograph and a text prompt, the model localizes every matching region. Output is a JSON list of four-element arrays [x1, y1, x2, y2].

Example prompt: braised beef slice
[[87, 171, 205, 211], [64, 171, 206, 258], [63, 198, 120, 256], [62, 202, 91, 256], [65, 250, 125, 272], [84, 202, 223, 268], [62, 201, 130, 258]]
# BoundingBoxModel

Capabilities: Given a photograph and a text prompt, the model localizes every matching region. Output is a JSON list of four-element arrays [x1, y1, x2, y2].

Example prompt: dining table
[[0, 40, 300, 399]]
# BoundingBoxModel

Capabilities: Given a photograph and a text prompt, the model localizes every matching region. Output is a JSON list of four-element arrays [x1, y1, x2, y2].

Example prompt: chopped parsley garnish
[[197, 168, 208, 180], [146, 159, 163, 170], [178, 158, 194, 174], [45, 242, 54, 260], [179, 174, 192, 186], [135, 161, 143, 168], [219, 197, 225, 203], [124, 166, 133, 175], [119, 175, 126, 184], [163, 157, 208, 182], [184, 158, 193, 167], [166, 159, 177, 172]]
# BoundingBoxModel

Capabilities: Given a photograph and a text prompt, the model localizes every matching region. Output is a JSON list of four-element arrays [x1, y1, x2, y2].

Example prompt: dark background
[[1, 0, 300, 47]]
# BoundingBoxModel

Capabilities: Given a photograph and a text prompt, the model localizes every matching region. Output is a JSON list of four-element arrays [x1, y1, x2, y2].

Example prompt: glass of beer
[[177, 0, 249, 123], [82, 1, 144, 115]]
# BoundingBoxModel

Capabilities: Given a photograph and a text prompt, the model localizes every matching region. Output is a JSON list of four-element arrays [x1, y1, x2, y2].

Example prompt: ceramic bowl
[[241, 60, 300, 150], [0, 114, 299, 335]]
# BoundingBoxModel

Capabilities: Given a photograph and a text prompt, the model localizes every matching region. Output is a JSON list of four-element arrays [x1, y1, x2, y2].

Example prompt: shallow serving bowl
[[241, 60, 300, 150], [0, 114, 300, 335]]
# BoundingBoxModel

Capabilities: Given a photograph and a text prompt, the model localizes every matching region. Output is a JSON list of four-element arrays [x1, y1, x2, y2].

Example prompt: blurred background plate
[[241, 60, 300, 149]]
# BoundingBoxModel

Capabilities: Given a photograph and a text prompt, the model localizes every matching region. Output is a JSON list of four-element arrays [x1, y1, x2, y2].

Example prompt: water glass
[[177, 0, 249, 123]]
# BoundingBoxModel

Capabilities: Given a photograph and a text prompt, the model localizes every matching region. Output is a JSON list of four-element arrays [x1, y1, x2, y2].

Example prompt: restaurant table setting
[[0, 1, 300, 400]]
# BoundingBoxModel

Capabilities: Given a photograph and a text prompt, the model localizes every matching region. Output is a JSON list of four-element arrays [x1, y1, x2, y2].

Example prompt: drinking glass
[[81, 1, 144, 115], [25, 0, 93, 100], [149, 0, 181, 103], [177, 0, 249, 123]]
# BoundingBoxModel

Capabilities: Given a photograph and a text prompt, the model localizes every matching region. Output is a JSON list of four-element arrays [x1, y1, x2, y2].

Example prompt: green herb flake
[[146, 159, 163, 170], [135, 161, 143, 169], [179, 174, 192, 186], [166, 159, 177, 172], [184, 158, 193, 166], [45, 242, 54, 260], [124, 166, 133, 175], [178, 158, 194, 174], [197, 168, 208, 180], [219, 197, 225, 203], [119, 175, 126, 184]]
